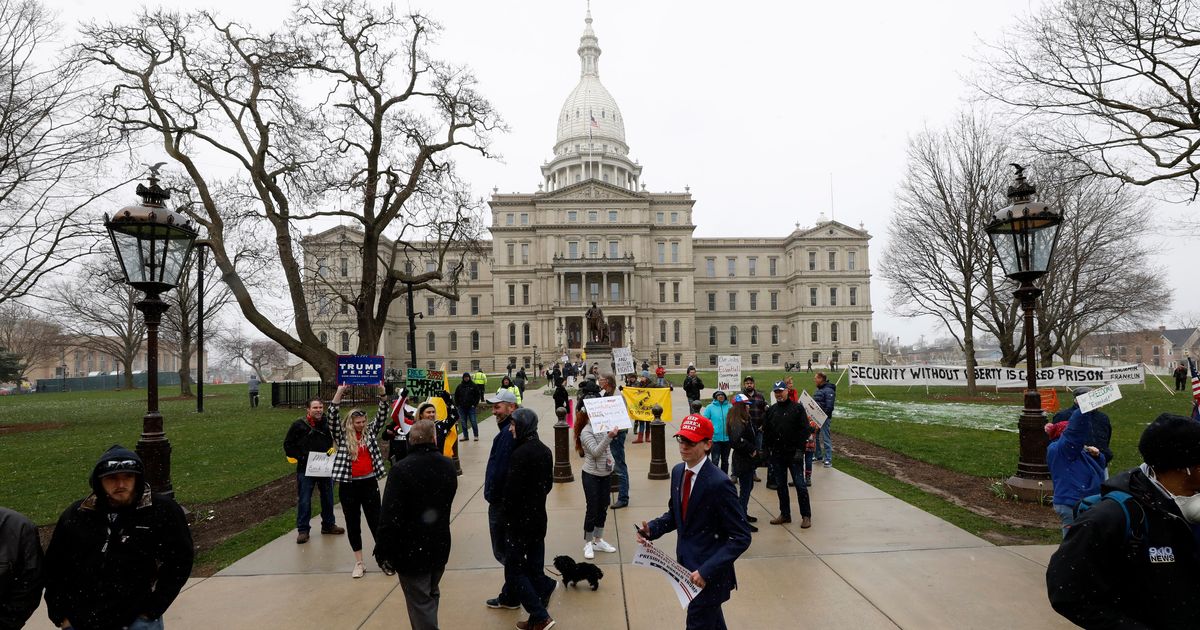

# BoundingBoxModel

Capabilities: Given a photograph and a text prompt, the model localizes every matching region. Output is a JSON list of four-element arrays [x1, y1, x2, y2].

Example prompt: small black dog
[[552, 555, 604, 590]]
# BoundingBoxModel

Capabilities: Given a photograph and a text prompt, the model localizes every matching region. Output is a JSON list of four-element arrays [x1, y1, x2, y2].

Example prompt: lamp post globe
[[985, 164, 1063, 502], [104, 173, 198, 499]]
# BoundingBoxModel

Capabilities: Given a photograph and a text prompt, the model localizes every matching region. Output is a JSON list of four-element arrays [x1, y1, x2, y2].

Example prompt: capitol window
[[450, 331, 458, 350], [520, 213, 528, 225], [707, 292, 716, 311], [568, 241, 579, 259], [771, 326, 779, 345], [750, 326, 758, 345], [705, 258, 715, 277], [608, 240, 618, 258], [808, 251, 816, 271], [831, 323, 840, 342], [506, 214, 514, 226], [749, 292, 757, 311], [656, 211, 664, 223], [608, 210, 618, 222], [588, 210, 597, 222], [671, 242, 679, 262], [830, 287, 838, 306], [848, 251, 857, 270], [811, 322, 819, 342], [828, 251, 837, 270], [670, 212, 678, 224], [709, 327, 717, 346], [851, 322, 859, 342], [470, 296, 479, 315], [850, 287, 857, 306], [568, 210, 578, 222], [810, 288, 818, 306], [730, 326, 738, 345]]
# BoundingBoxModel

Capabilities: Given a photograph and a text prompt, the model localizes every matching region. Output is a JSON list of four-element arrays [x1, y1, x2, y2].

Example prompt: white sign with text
[[799, 390, 828, 427], [305, 451, 334, 477], [632, 540, 703, 609], [613, 347, 635, 375], [582, 395, 633, 432], [717, 355, 742, 392], [1077, 383, 1122, 413]]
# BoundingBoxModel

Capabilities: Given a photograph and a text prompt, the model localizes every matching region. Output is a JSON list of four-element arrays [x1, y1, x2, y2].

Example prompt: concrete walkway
[[32, 386, 1072, 629]]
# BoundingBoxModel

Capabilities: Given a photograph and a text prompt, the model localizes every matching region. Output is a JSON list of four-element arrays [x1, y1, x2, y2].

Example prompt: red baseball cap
[[675, 414, 714, 442]]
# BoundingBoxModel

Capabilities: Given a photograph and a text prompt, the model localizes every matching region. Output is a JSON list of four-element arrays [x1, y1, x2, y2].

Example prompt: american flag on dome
[[590, 113, 599, 128], [1189, 357, 1200, 421]]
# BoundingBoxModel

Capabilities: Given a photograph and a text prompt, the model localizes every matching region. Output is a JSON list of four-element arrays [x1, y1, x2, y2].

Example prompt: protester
[[1045, 410, 1107, 536], [283, 395, 346, 543], [247, 373, 260, 408], [473, 367, 489, 399], [598, 373, 630, 509], [682, 366, 705, 410], [483, 388, 520, 610], [812, 371, 836, 467], [575, 405, 619, 559], [763, 381, 812, 527], [327, 383, 390, 578], [702, 390, 731, 474], [655, 364, 666, 387], [0, 507, 43, 629], [641, 360, 651, 381], [1174, 362, 1187, 391], [550, 363, 562, 387], [515, 367, 528, 395], [383, 391, 414, 465], [783, 375, 798, 402], [1052, 387, 1113, 477], [44, 446, 193, 630], [637, 414, 752, 630], [375, 419, 458, 630], [726, 395, 759, 532], [553, 380, 570, 424], [803, 417, 819, 487], [1046, 414, 1200, 628], [741, 377, 767, 486], [455, 372, 482, 442], [500, 375, 523, 405], [503, 408, 557, 630]]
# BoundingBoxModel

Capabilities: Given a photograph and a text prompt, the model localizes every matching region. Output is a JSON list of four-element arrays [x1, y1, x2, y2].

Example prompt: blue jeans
[[736, 466, 754, 515], [458, 406, 478, 437], [818, 420, 833, 464], [709, 441, 729, 474], [770, 451, 811, 519], [296, 472, 335, 532], [505, 537, 552, 623], [804, 451, 814, 481], [488, 502, 514, 603], [610, 430, 629, 503], [1053, 503, 1075, 538]]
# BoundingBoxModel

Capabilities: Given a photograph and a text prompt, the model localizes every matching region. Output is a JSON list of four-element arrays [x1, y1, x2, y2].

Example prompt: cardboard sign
[[305, 451, 334, 477], [405, 368, 446, 397], [613, 347, 635, 375], [633, 540, 703, 609], [1077, 383, 1122, 413], [336, 355, 384, 385], [799, 390, 828, 428], [581, 395, 632, 432], [717, 355, 742, 392]]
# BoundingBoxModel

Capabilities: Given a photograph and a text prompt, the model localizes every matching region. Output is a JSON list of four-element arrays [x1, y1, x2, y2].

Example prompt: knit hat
[[1044, 421, 1069, 441]]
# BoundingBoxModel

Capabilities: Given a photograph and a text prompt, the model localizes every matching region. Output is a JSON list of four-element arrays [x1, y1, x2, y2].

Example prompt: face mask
[[1148, 465, 1200, 524]]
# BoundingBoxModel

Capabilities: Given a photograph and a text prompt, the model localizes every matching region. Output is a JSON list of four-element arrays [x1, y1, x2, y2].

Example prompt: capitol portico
[[302, 9, 876, 376]]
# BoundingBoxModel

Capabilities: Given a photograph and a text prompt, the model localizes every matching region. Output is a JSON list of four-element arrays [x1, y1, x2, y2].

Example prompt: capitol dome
[[553, 10, 628, 155]]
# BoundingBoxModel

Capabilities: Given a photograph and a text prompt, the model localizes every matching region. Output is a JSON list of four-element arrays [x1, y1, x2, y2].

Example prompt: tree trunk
[[123, 364, 133, 389], [963, 311, 978, 396]]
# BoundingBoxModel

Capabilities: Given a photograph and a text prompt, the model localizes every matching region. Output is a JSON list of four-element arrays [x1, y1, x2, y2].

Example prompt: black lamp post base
[[1002, 475, 1054, 504], [647, 404, 669, 480], [136, 422, 175, 499]]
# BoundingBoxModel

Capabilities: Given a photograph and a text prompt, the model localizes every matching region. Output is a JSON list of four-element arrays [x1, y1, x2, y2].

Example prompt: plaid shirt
[[328, 399, 390, 483]]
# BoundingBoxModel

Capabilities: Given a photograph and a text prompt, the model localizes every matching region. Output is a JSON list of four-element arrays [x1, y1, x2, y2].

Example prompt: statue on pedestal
[[585, 301, 609, 344]]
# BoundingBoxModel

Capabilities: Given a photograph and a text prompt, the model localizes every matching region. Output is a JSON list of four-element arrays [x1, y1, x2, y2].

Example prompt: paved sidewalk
[[30, 386, 1072, 629]]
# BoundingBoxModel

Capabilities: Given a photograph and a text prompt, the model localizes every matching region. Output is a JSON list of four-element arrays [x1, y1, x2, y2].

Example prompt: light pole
[[105, 172, 199, 498], [986, 164, 1063, 502], [194, 240, 210, 413]]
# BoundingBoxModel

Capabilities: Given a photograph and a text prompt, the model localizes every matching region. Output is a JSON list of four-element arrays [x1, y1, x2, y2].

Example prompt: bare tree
[[1173, 312, 1200, 329], [218, 330, 287, 382], [0, 0, 129, 306], [46, 262, 145, 388], [982, 0, 1200, 203], [160, 246, 234, 397], [879, 113, 1014, 393], [0, 301, 61, 381], [81, 2, 500, 382]]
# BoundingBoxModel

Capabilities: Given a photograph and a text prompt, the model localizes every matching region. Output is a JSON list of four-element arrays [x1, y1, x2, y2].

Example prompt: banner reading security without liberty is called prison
[[848, 364, 1144, 388], [621, 386, 675, 422]]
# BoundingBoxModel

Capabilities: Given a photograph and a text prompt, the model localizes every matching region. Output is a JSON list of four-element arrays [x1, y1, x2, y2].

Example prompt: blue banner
[[337, 355, 385, 385]]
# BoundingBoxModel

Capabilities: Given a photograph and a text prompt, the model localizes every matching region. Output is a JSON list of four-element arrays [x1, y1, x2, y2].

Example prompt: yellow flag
[[621, 386, 673, 422], [438, 362, 457, 456]]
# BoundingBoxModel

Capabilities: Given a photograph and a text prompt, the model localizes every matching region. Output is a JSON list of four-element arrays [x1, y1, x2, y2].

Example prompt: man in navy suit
[[638, 414, 753, 630]]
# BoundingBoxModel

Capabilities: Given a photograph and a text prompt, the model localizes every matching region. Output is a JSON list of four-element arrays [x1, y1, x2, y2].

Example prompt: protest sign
[[336, 355, 384, 385], [1077, 383, 1122, 413], [717, 355, 742, 392], [581, 395, 632, 432], [613, 347, 635, 375], [848, 363, 1144, 388], [632, 541, 703, 609], [305, 451, 334, 477], [405, 368, 446, 397], [798, 390, 828, 427], [622, 386, 674, 422]]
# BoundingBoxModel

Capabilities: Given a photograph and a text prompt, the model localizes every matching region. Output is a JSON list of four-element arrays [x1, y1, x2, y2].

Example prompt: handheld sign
[[799, 390, 828, 427], [1077, 383, 1122, 414], [582, 395, 633, 432], [717, 355, 742, 392], [632, 540, 703, 609], [405, 368, 446, 398], [336, 355, 384, 385], [613, 347, 635, 376], [305, 451, 334, 477]]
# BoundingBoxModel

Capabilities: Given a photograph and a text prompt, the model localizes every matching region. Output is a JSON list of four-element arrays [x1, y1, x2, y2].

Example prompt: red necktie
[[681, 469, 694, 521]]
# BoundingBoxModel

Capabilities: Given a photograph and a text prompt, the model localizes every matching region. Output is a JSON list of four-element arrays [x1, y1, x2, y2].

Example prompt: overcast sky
[[55, 0, 1198, 345]]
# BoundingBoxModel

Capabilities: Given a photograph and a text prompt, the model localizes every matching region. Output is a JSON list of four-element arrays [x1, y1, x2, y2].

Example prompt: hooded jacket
[[1053, 403, 1113, 466], [1047, 409, 1107, 507], [502, 409, 553, 542], [703, 392, 731, 442], [484, 411, 516, 504], [0, 507, 42, 630], [1046, 467, 1200, 628], [812, 381, 836, 419], [374, 442, 458, 575], [43, 446, 193, 630], [454, 374, 482, 409], [283, 408, 335, 473], [763, 397, 810, 453], [682, 373, 705, 400]]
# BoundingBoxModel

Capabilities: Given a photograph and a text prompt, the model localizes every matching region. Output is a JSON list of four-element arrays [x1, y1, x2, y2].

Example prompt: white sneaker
[[352, 561, 365, 578], [593, 539, 617, 553], [583, 541, 595, 559]]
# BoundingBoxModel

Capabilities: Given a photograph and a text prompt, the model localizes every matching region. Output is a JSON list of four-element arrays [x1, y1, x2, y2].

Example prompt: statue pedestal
[[583, 342, 613, 373]]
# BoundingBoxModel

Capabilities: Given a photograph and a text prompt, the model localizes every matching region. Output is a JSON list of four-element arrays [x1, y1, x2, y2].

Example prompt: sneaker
[[746, 515, 758, 523], [583, 541, 595, 559], [352, 561, 365, 578], [593, 539, 617, 553], [749, 524, 759, 533], [611, 500, 628, 510], [486, 597, 521, 610], [516, 618, 556, 630], [801, 517, 813, 529], [823, 461, 832, 468], [769, 516, 792, 525], [806, 478, 813, 487], [321, 525, 346, 535], [766, 483, 778, 490], [296, 531, 310, 544]]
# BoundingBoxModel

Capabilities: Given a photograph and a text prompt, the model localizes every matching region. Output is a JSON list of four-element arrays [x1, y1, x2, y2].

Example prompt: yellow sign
[[621, 387, 674, 422]]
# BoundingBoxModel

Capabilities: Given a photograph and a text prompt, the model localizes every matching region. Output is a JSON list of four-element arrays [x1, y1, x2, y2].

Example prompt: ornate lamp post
[[105, 173, 199, 498], [986, 164, 1063, 501]]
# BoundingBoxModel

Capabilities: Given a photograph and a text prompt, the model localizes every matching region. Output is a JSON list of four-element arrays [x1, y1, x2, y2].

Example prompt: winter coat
[[484, 413, 515, 504], [1046, 467, 1200, 629], [0, 507, 42, 630], [553, 386, 570, 412], [579, 421, 614, 477], [374, 442, 458, 575], [1047, 409, 1108, 508], [502, 410, 553, 543], [763, 398, 810, 454], [327, 399, 390, 482], [702, 394, 731, 443], [44, 447, 193, 630], [283, 411, 335, 474], [741, 388, 767, 428], [812, 381, 836, 420], [454, 377, 481, 409], [1053, 404, 1113, 466], [682, 374, 705, 400], [727, 416, 759, 475]]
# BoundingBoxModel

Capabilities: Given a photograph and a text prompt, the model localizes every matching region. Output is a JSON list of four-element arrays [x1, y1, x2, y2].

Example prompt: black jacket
[[0, 507, 43, 630], [1053, 404, 1114, 465], [375, 442, 458, 575], [454, 378, 481, 409], [727, 417, 759, 475], [283, 413, 334, 472], [763, 398, 810, 453], [1046, 467, 1200, 629], [44, 447, 193, 630], [553, 385, 569, 412], [682, 375, 705, 400], [502, 410, 553, 542]]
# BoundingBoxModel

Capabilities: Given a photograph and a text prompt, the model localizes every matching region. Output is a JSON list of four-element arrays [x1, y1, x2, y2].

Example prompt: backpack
[[1073, 490, 1148, 546]]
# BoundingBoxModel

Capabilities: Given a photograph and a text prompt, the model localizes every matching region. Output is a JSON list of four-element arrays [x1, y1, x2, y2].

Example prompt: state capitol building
[[302, 10, 876, 376]]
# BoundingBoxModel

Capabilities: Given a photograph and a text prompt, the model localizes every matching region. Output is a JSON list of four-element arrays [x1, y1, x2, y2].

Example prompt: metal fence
[[270, 380, 406, 408], [36, 371, 182, 393]]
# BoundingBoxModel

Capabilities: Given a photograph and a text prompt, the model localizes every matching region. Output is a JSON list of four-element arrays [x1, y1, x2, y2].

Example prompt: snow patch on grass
[[839, 398, 1020, 432]]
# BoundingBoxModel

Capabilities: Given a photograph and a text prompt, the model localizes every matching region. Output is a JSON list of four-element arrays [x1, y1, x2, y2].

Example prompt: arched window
[[831, 322, 839, 343], [673, 320, 681, 343], [340, 332, 350, 353], [660, 320, 667, 343], [850, 322, 859, 342], [750, 326, 759, 345], [709, 354, 717, 366], [471, 331, 480, 351], [319, 331, 328, 347], [449, 331, 458, 351], [852, 351, 861, 362], [771, 325, 779, 345], [810, 322, 819, 343], [523, 323, 531, 346], [709, 326, 717, 346], [730, 326, 738, 345], [508, 323, 517, 347], [427, 331, 436, 352]]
